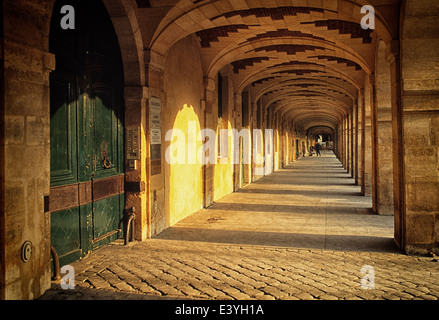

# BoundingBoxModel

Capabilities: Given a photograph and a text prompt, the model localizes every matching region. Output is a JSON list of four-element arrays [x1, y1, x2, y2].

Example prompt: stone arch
[[205, 37, 373, 81], [102, 0, 145, 87], [150, 0, 395, 59], [43, 0, 144, 87]]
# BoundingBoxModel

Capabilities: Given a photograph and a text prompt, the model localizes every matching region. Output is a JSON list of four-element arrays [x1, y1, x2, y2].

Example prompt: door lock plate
[[21, 241, 33, 263]]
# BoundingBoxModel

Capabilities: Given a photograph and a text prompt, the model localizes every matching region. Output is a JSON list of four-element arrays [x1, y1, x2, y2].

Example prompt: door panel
[[92, 194, 123, 244], [92, 85, 121, 179], [50, 207, 82, 266], [50, 73, 78, 187], [91, 174, 124, 246], [49, 0, 125, 267]]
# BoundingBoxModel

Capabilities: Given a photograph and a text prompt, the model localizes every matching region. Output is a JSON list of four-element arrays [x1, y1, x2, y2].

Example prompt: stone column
[[340, 119, 345, 166], [339, 116, 344, 167], [292, 123, 297, 161], [359, 89, 366, 195], [203, 77, 215, 207], [370, 74, 379, 213], [354, 99, 359, 184], [124, 86, 150, 240], [356, 97, 362, 187], [336, 126, 340, 160], [346, 114, 350, 171], [346, 113, 351, 173], [336, 123, 339, 161], [387, 40, 404, 249], [233, 93, 242, 191], [398, 0, 439, 254], [363, 77, 373, 197], [350, 108, 354, 178], [2, 1, 54, 299], [250, 101, 256, 181], [344, 115, 348, 170], [0, 7, 4, 299], [375, 41, 394, 215]]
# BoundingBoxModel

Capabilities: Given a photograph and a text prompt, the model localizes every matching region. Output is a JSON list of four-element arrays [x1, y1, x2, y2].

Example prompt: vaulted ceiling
[[140, 0, 400, 134]]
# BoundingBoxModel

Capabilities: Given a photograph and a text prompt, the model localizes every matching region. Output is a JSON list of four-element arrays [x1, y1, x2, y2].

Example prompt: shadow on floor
[[254, 177, 357, 186], [207, 202, 372, 215], [237, 188, 364, 197], [155, 227, 399, 254], [38, 285, 188, 300]]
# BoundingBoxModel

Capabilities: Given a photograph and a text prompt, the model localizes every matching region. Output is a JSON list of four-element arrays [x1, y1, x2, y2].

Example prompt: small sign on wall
[[150, 97, 162, 145], [150, 97, 161, 175], [126, 126, 141, 160]]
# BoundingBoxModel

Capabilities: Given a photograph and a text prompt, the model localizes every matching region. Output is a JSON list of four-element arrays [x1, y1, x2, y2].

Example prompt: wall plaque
[[126, 126, 141, 160], [150, 97, 161, 175], [150, 97, 161, 145]]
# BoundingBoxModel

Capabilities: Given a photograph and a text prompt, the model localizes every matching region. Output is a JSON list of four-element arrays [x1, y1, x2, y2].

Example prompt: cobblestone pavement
[[40, 239, 439, 301], [40, 152, 439, 301]]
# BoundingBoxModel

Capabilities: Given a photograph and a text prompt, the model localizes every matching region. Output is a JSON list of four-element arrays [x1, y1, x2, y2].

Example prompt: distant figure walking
[[315, 142, 321, 157]]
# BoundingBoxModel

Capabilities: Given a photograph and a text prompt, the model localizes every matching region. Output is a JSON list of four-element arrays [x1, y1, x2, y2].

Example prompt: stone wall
[[400, 0, 439, 254], [2, 0, 53, 299], [1, 0, 5, 300]]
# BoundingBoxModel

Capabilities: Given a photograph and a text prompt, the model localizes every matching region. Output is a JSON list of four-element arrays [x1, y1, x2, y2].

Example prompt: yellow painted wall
[[167, 106, 203, 225], [161, 36, 204, 230]]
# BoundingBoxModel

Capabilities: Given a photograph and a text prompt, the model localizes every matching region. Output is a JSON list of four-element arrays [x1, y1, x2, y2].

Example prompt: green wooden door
[[49, 0, 125, 267]]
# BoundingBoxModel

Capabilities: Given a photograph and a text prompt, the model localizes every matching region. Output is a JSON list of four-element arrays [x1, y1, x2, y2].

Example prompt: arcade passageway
[[158, 150, 394, 252]]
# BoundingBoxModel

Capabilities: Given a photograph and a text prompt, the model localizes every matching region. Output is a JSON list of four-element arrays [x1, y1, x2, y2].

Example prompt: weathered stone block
[[26, 116, 44, 146], [4, 181, 25, 243], [5, 79, 44, 116], [406, 181, 439, 212], [4, 115, 25, 144], [5, 145, 48, 181], [406, 212, 435, 244], [404, 147, 437, 179], [4, 44, 44, 84], [3, 0, 50, 47]]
